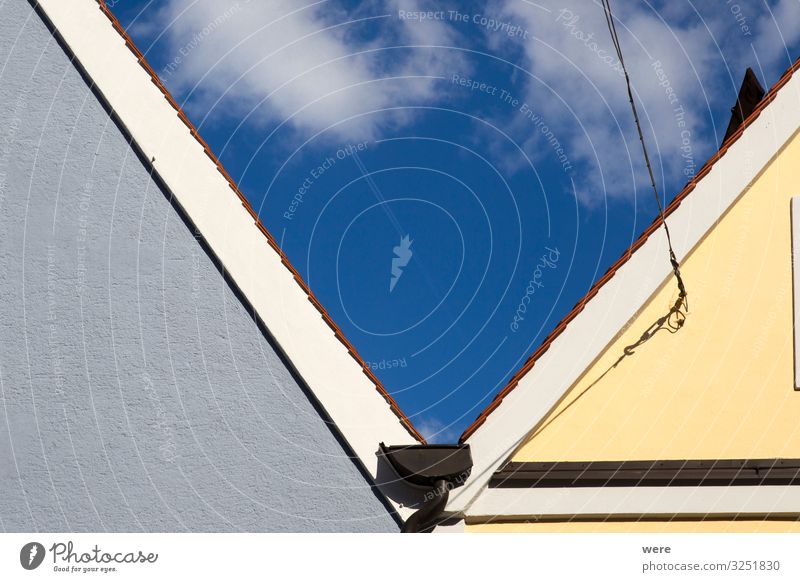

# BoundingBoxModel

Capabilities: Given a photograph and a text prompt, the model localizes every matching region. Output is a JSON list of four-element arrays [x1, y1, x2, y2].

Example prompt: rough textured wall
[[0, 0, 397, 532]]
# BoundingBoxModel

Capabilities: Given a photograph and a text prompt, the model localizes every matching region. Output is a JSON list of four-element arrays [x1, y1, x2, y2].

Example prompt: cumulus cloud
[[486, 0, 800, 204], [146, 0, 799, 204], [156, 0, 466, 142], [751, 0, 800, 68], [484, 0, 714, 204]]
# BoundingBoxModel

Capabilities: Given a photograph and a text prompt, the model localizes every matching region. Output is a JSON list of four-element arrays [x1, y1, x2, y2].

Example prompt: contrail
[[351, 152, 439, 297], [351, 152, 404, 236]]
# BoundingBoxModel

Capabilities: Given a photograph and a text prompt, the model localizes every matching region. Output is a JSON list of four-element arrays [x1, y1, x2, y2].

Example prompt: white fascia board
[[792, 197, 800, 390], [467, 486, 800, 522], [451, 69, 800, 515], [36, 0, 418, 515]]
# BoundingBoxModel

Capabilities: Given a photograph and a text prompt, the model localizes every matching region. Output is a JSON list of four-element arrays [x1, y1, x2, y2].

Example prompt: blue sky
[[109, 0, 800, 442]]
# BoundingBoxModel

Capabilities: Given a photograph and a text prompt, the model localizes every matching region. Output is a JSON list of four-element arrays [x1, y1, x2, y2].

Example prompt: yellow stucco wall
[[513, 129, 800, 462], [469, 520, 800, 533]]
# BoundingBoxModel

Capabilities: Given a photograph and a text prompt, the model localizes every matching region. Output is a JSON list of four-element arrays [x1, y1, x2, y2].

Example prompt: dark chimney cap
[[722, 67, 765, 145]]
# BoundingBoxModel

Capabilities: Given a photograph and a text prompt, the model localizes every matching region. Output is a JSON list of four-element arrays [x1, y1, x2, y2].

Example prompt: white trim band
[[467, 486, 800, 521]]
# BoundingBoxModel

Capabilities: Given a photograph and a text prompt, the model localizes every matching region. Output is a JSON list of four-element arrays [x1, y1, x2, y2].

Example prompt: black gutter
[[379, 443, 472, 533]]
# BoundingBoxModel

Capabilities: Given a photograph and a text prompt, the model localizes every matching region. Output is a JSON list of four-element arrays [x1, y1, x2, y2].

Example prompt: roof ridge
[[93, 0, 424, 443], [459, 55, 800, 443]]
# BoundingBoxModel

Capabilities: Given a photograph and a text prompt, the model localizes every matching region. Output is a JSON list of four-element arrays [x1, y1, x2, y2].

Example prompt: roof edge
[[459, 56, 800, 444], [91, 0, 423, 443]]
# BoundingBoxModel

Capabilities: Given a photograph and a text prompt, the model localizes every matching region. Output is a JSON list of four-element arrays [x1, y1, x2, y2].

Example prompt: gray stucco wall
[[0, 0, 397, 532]]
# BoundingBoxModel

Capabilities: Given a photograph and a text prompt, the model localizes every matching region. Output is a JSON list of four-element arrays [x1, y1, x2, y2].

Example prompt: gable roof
[[449, 56, 800, 514], [461, 56, 800, 444], [89, 0, 424, 443], [33, 0, 424, 516], [38, 0, 800, 522]]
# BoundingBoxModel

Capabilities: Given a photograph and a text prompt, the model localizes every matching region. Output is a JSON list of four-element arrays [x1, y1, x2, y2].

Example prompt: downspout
[[378, 443, 472, 533], [401, 479, 449, 533]]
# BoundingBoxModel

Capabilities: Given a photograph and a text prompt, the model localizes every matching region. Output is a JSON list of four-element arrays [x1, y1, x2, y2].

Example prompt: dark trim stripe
[[491, 459, 800, 488]]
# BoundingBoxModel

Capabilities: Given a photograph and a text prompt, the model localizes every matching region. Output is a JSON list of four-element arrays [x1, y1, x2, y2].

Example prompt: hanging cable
[[600, 0, 687, 302]]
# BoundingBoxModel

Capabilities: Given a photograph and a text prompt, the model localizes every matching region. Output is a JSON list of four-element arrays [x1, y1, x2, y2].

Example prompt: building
[[449, 56, 800, 532], [5, 0, 800, 535], [0, 0, 425, 532]]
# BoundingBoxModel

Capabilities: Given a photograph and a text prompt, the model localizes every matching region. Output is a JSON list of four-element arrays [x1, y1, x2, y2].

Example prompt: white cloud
[[487, 0, 800, 204], [485, 0, 716, 204], [157, 0, 466, 142], [147, 0, 798, 204], [751, 0, 800, 68], [415, 416, 459, 443]]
